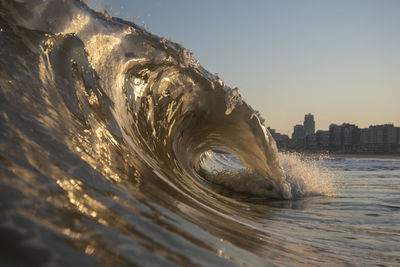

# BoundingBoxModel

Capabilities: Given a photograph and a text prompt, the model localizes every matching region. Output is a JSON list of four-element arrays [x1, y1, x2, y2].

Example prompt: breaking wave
[[0, 1, 335, 265]]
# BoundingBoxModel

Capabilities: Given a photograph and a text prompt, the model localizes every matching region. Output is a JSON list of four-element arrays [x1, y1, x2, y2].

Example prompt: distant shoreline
[[327, 153, 400, 159], [301, 152, 400, 159]]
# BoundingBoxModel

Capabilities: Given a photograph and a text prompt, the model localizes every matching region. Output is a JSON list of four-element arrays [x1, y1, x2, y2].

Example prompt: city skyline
[[89, 0, 400, 134], [287, 113, 399, 138], [269, 113, 400, 153], [289, 113, 399, 134]]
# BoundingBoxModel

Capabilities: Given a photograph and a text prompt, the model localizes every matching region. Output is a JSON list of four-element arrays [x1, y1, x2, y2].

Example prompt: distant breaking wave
[[0, 1, 335, 265]]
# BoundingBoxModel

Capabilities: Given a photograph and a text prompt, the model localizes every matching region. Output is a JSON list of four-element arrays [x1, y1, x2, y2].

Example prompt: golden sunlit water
[[0, 1, 399, 266]]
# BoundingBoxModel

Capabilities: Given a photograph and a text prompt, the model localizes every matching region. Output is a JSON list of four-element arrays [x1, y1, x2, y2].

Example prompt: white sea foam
[[279, 152, 336, 198], [197, 150, 336, 199]]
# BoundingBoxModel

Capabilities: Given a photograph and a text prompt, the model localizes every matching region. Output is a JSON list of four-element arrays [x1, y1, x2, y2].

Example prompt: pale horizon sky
[[89, 0, 400, 135]]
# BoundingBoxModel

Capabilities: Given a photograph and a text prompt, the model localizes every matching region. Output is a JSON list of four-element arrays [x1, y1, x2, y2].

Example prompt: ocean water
[[1, 1, 399, 266]]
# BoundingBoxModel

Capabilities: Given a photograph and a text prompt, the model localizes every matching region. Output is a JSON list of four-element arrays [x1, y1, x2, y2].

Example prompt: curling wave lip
[[0, 1, 337, 266]]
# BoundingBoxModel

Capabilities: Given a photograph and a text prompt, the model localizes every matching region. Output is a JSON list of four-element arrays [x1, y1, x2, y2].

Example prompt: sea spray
[[0, 1, 346, 266], [196, 150, 336, 199], [279, 152, 336, 198]]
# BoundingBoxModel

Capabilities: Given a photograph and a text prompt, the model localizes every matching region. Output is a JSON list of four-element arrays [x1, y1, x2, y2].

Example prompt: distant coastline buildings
[[268, 113, 400, 154], [304, 113, 315, 136]]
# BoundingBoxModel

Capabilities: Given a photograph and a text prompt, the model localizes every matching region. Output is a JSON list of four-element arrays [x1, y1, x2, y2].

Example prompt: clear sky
[[89, 0, 400, 135]]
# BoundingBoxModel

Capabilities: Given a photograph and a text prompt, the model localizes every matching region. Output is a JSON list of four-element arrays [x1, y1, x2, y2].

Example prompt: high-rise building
[[384, 124, 397, 145], [291, 124, 306, 149], [292, 124, 306, 140], [316, 130, 330, 149], [343, 124, 360, 150], [329, 124, 343, 149], [267, 127, 290, 149], [360, 128, 369, 150], [304, 113, 315, 136], [396, 127, 400, 145]]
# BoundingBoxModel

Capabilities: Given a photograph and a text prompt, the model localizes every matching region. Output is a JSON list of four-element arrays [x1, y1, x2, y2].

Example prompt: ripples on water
[[0, 1, 399, 266]]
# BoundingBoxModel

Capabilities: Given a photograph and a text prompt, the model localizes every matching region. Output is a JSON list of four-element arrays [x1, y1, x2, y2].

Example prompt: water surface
[[0, 1, 399, 266]]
